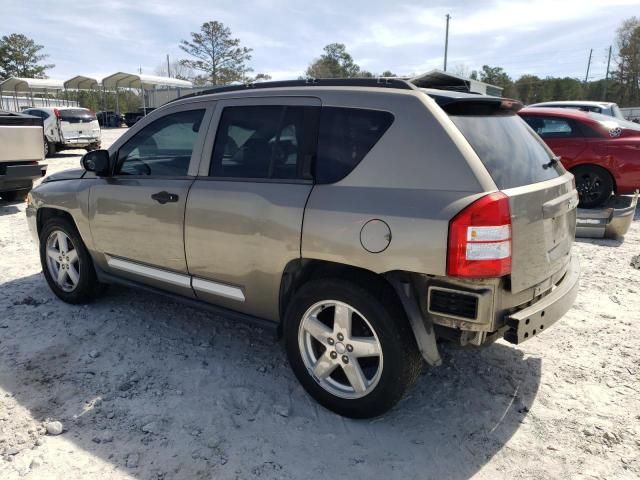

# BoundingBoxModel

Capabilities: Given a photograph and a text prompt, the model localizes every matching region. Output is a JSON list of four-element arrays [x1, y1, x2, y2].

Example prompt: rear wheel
[[572, 165, 613, 208], [44, 138, 56, 158], [39, 217, 104, 304], [284, 279, 422, 418]]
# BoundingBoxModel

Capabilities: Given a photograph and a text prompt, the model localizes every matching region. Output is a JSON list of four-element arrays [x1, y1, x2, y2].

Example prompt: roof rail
[[169, 77, 417, 103]]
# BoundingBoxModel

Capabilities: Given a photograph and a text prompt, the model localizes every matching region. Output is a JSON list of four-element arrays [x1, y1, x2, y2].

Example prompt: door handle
[[151, 191, 179, 204]]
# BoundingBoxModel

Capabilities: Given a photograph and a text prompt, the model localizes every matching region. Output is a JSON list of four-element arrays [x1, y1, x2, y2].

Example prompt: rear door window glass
[[211, 105, 307, 180], [315, 107, 394, 184], [59, 109, 96, 122], [450, 113, 563, 190], [116, 109, 205, 176], [522, 116, 579, 139]]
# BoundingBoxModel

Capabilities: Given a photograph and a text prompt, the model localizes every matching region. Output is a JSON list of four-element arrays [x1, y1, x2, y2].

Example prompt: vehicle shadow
[[0, 273, 541, 480], [0, 201, 21, 215]]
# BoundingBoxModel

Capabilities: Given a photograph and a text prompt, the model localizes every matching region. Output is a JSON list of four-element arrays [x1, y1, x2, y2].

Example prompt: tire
[[39, 217, 104, 304], [0, 188, 30, 202], [284, 278, 422, 418], [572, 165, 614, 208], [44, 138, 56, 158]]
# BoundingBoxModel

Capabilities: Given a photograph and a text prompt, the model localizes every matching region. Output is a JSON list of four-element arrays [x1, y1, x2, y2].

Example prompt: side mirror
[[81, 149, 111, 176]]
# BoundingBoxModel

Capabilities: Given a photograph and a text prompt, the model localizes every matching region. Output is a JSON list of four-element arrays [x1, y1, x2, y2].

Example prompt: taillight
[[447, 192, 512, 278], [53, 108, 61, 119]]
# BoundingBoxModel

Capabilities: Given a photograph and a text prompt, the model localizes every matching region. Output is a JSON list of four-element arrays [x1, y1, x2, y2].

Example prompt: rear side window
[[59, 109, 96, 122], [211, 105, 308, 180], [450, 113, 563, 190], [521, 116, 580, 139], [315, 107, 394, 184]]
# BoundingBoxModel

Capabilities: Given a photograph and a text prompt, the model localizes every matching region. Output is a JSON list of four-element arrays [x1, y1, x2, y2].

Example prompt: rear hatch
[[58, 109, 100, 142], [432, 93, 577, 293]]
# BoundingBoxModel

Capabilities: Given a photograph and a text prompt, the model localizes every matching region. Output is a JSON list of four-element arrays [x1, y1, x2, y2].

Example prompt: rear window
[[59, 109, 96, 122], [450, 113, 563, 189], [315, 107, 394, 184]]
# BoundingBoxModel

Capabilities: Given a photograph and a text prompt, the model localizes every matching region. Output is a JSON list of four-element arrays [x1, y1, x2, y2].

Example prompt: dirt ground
[[1, 128, 639, 480]]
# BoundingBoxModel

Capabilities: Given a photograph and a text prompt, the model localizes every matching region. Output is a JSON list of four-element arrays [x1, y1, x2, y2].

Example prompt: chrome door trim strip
[[192, 277, 246, 302], [105, 255, 191, 288]]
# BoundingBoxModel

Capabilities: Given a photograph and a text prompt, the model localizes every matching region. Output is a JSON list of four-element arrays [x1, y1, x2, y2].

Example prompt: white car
[[22, 107, 101, 157], [527, 101, 624, 120]]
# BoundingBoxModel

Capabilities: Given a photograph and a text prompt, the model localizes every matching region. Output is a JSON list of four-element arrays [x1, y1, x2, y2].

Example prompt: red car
[[519, 107, 640, 207]]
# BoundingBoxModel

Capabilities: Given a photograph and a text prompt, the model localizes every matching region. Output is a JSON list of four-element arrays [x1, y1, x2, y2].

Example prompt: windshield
[[450, 113, 564, 189], [611, 104, 625, 120]]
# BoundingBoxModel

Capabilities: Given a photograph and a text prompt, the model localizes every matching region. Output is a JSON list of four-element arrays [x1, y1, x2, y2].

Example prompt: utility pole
[[584, 48, 593, 83], [166, 54, 171, 77], [603, 45, 612, 100], [444, 14, 451, 72]]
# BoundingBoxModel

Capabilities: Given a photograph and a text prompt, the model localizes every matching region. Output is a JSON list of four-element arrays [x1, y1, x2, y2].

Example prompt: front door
[[185, 97, 320, 320], [89, 106, 209, 295]]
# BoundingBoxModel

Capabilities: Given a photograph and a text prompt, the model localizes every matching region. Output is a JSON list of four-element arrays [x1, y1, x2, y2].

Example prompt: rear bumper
[[61, 138, 101, 147], [0, 163, 46, 192], [504, 255, 580, 344]]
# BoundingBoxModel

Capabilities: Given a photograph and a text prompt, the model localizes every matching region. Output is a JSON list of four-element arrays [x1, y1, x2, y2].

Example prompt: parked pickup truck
[[0, 110, 46, 202]]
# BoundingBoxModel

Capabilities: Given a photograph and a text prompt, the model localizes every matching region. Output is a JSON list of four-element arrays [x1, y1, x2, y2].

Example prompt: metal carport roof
[[64, 76, 100, 90], [0, 77, 65, 92], [101, 72, 192, 89]]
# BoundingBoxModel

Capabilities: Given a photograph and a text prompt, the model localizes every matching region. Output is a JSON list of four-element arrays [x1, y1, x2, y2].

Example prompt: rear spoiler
[[425, 94, 523, 115]]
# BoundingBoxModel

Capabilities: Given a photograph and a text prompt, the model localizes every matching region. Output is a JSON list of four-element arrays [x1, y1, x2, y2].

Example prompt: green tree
[[0, 33, 54, 79], [305, 43, 362, 78], [614, 16, 640, 106], [381, 70, 396, 77], [179, 21, 252, 85], [513, 74, 542, 103]]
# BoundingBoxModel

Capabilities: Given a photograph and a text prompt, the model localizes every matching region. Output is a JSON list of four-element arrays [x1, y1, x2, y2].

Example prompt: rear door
[[449, 111, 577, 293], [58, 109, 100, 143], [185, 96, 320, 321]]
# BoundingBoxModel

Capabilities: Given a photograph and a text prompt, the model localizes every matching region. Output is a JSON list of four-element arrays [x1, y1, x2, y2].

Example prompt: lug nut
[[327, 338, 335, 345], [330, 351, 338, 359], [346, 344, 353, 352], [337, 333, 344, 341], [342, 355, 349, 364]]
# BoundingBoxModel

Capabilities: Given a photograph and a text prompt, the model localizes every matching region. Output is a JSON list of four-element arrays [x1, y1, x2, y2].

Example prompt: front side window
[[116, 109, 205, 176], [210, 105, 307, 180], [521, 115, 579, 139]]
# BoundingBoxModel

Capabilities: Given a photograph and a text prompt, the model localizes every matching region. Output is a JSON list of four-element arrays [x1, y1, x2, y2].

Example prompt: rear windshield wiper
[[543, 156, 560, 169]]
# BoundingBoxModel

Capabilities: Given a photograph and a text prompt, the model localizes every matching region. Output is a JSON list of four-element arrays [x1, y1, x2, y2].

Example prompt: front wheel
[[39, 217, 104, 304], [284, 279, 422, 418], [572, 165, 614, 208]]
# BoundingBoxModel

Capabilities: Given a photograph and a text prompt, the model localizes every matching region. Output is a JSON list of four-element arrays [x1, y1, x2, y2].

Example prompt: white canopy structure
[[0, 77, 68, 110], [101, 72, 192, 90], [101, 72, 192, 114], [64, 76, 100, 90]]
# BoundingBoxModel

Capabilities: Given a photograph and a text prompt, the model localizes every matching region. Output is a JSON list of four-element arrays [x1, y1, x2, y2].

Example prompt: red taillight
[[53, 108, 61, 119], [447, 192, 512, 278]]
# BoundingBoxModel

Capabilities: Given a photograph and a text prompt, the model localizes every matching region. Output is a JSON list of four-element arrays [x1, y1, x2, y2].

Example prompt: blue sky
[[1, 0, 638, 82]]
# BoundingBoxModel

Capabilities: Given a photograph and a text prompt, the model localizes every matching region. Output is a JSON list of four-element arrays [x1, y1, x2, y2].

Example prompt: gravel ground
[[1, 128, 639, 479]]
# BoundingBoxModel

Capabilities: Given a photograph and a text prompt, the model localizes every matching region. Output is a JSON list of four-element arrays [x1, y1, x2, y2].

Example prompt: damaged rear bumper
[[504, 255, 580, 344]]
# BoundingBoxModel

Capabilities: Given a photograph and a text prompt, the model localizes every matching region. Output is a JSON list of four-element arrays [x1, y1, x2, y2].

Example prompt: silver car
[[527, 100, 625, 120], [26, 79, 580, 418]]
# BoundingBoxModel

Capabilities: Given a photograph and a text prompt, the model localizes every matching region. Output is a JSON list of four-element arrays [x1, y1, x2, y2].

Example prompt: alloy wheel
[[45, 230, 80, 292], [298, 300, 383, 399]]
